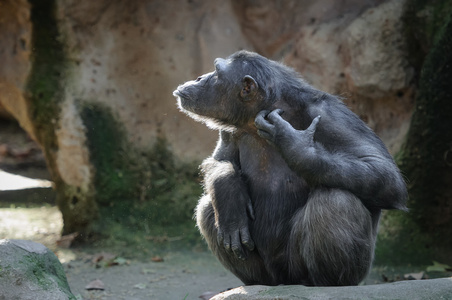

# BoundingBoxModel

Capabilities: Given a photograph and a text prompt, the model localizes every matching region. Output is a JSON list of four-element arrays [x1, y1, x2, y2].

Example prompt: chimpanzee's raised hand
[[255, 109, 321, 152]]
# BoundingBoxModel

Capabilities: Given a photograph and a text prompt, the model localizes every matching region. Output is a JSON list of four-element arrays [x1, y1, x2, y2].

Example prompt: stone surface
[[0, 0, 35, 139], [58, 0, 252, 162], [0, 0, 413, 164], [0, 239, 75, 300], [0, 0, 416, 232], [55, 99, 92, 190], [212, 278, 452, 299], [283, 0, 413, 154]]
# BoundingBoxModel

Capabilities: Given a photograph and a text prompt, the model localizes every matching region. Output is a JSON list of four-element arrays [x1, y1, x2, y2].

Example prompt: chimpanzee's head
[[173, 51, 281, 130]]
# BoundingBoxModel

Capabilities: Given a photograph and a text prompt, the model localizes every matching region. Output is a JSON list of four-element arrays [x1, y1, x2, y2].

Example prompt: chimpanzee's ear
[[240, 75, 258, 101]]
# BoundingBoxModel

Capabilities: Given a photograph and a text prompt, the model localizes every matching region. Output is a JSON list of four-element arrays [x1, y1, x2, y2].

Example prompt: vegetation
[[26, 0, 203, 242], [26, 0, 99, 236], [376, 0, 452, 265], [79, 102, 203, 252]]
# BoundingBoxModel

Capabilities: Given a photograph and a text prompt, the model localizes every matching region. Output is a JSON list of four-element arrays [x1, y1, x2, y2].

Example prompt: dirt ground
[[65, 249, 242, 300], [0, 199, 243, 300]]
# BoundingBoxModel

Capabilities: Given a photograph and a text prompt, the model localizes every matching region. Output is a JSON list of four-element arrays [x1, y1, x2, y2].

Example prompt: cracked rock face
[[57, 0, 252, 162], [1, 0, 412, 164], [0, 0, 35, 137], [0, 1, 413, 220], [0, 239, 75, 300]]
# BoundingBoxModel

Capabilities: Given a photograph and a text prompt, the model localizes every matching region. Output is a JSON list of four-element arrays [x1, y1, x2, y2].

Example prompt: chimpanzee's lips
[[173, 89, 193, 102], [173, 89, 182, 98]]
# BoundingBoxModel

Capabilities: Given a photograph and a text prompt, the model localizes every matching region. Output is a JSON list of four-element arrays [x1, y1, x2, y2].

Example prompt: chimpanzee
[[173, 51, 407, 286]]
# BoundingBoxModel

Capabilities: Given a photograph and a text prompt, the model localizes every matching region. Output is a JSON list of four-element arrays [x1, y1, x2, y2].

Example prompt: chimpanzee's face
[[174, 58, 236, 116], [173, 56, 262, 129]]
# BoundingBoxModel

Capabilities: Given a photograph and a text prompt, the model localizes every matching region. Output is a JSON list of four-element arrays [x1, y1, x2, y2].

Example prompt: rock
[[212, 278, 452, 299], [0, 0, 417, 233], [0, 0, 413, 164], [58, 0, 252, 162], [283, 0, 413, 154], [344, 0, 413, 99], [0, 0, 35, 139], [0, 239, 75, 300]]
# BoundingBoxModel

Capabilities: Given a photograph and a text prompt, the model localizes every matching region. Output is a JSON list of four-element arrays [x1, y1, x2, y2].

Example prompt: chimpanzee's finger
[[217, 228, 224, 247], [254, 110, 273, 131], [256, 110, 270, 119], [247, 200, 255, 220], [223, 234, 232, 252], [231, 231, 245, 260], [267, 109, 288, 127], [240, 227, 255, 252], [306, 115, 321, 135]]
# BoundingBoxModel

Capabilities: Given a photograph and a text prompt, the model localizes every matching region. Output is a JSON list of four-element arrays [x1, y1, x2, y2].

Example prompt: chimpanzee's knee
[[291, 188, 376, 286]]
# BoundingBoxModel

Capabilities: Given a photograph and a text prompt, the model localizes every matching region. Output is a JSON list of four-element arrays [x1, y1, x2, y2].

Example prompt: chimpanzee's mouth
[[173, 89, 193, 101], [174, 89, 194, 113], [172, 89, 182, 98]]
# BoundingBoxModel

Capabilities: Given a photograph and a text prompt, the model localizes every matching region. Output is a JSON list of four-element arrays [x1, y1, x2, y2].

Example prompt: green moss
[[402, 0, 452, 72], [375, 210, 433, 266], [379, 0, 452, 265], [25, 0, 203, 243], [80, 102, 138, 204], [18, 252, 75, 298], [400, 6, 452, 234], [26, 0, 67, 154], [57, 185, 98, 236], [79, 102, 203, 250], [25, 0, 99, 235]]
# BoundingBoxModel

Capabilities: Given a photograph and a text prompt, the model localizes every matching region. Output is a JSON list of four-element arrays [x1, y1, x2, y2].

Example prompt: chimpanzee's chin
[[176, 97, 188, 111], [177, 97, 198, 116]]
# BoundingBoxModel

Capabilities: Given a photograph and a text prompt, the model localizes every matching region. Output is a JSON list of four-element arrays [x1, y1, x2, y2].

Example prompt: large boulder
[[212, 278, 452, 299], [0, 239, 75, 300]]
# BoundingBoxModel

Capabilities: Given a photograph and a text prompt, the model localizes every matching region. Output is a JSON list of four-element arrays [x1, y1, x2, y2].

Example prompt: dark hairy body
[[173, 51, 407, 286]]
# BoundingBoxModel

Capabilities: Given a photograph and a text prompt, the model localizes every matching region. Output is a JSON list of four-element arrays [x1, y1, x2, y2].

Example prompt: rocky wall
[[0, 0, 415, 234]]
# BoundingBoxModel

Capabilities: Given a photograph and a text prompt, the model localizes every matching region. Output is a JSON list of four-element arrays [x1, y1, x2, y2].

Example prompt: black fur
[[173, 51, 407, 286]]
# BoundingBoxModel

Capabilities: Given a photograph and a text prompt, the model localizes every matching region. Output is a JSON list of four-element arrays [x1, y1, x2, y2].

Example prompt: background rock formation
[[0, 0, 416, 233], [1, 0, 451, 264]]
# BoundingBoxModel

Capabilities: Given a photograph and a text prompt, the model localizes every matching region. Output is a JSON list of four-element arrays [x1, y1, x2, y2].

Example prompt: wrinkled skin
[[173, 51, 407, 286]]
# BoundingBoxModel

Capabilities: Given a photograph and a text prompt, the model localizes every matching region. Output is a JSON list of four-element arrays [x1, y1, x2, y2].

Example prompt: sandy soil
[[65, 250, 241, 300], [0, 202, 242, 300]]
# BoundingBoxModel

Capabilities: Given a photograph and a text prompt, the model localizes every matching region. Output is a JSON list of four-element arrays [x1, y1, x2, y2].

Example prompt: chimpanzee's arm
[[255, 104, 407, 210], [201, 130, 255, 260]]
